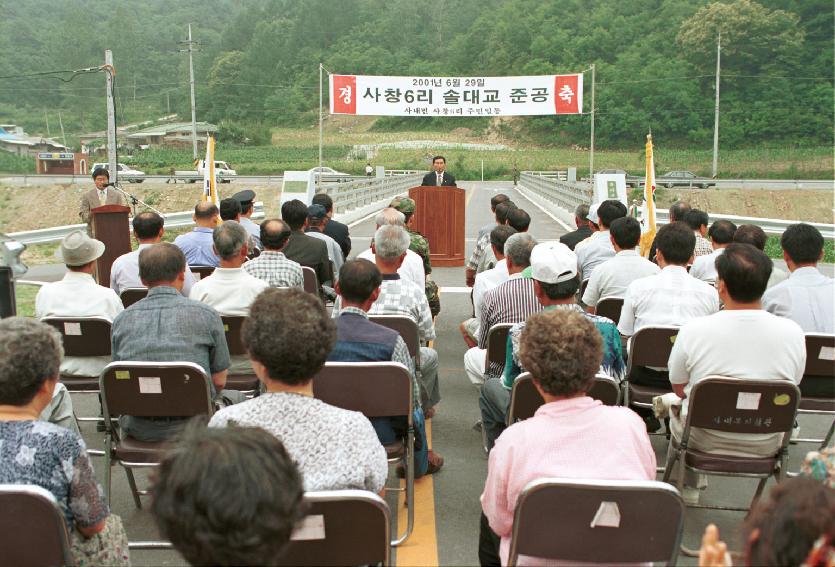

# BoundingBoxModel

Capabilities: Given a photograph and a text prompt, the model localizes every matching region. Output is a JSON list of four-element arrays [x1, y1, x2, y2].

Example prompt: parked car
[[174, 160, 237, 183], [90, 162, 146, 183], [596, 169, 645, 188], [656, 171, 715, 189], [307, 166, 349, 177]]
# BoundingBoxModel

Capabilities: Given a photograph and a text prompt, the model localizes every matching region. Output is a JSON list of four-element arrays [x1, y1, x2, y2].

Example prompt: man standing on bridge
[[422, 155, 457, 187]]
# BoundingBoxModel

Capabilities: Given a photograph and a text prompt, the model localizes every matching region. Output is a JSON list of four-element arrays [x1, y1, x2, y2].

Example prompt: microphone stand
[[108, 182, 166, 218]]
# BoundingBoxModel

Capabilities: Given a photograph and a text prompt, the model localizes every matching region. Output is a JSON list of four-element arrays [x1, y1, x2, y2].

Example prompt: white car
[[307, 166, 349, 177], [91, 162, 146, 183]]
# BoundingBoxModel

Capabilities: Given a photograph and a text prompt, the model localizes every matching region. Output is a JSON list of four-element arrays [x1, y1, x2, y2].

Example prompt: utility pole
[[44, 110, 50, 136], [589, 64, 596, 180], [166, 92, 171, 114], [133, 75, 137, 102], [58, 111, 67, 148], [105, 50, 118, 184], [179, 24, 199, 160], [711, 32, 721, 178], [318, 62, 323, 189]]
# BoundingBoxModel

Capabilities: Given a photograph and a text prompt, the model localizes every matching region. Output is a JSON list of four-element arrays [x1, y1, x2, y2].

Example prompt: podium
[[90, 205, 131, 287], [408, 186, 465, 267]]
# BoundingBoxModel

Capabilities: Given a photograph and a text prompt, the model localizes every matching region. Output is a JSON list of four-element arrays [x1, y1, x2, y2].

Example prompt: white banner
[[330, 74, 583, 117]]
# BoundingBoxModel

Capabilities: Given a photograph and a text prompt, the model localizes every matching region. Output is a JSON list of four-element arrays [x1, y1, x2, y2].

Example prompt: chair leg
[[124, 467, 143, 509], [748, 476, 769, 512], [661, 446, 678, 483], [103, 433, 113, 504], [821, 419, 835, 450], [392, 434, 415, 546]]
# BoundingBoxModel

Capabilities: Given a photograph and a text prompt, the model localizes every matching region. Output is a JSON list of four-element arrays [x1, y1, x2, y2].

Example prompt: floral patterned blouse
[[0, 420, 109, 530]]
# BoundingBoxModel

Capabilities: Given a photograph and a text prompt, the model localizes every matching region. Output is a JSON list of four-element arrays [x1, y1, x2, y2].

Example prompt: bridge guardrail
[[322, 173, 425, 225]]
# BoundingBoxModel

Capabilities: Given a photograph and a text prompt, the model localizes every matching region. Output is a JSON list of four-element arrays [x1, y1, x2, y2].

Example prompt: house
[[126, 121, 217, 148], [0, 126, 68, 157]]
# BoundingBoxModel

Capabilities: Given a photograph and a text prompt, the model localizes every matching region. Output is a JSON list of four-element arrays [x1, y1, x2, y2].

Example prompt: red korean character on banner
[[331, 75, 357, 114], [554, 74, 582, 114]]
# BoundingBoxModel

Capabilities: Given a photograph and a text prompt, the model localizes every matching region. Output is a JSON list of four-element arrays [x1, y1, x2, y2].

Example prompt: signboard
[[37, 152, 74, 160], [280, 170, 316, 207], [330, 74, 583, 117], [593, 173, 628, 207]]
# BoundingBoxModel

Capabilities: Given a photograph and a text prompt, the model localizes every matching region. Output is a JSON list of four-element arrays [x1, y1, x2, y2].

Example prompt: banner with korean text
[[330, 74, 583, 117]]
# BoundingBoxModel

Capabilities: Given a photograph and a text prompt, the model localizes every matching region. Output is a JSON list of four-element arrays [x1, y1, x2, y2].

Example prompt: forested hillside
[[1, 0, 831, 148]]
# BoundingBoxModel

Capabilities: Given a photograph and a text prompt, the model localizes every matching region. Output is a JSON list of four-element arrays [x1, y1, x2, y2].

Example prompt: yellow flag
[[201, 135, 219, 209], [638, 133, 657, 257]]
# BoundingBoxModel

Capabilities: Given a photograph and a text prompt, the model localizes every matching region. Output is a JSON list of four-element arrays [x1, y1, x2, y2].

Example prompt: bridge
[[14, 180, 832, 566]]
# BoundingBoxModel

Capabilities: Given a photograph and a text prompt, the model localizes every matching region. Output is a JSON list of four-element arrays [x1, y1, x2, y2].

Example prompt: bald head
[[374, 207, 406, 228], [194, 202, 219, 228], [139, 242, 186, 288]]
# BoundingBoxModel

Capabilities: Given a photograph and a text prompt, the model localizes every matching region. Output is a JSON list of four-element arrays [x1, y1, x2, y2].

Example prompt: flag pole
[[318, 62, 324, 191], [711, 32, 721, 178], [589, 64, 596, 181]]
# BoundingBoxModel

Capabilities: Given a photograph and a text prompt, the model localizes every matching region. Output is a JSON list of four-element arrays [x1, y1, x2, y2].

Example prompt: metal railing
[[655, 210, 835, 239], [322, 173, 425, 225], [518, 171, 591, 211]]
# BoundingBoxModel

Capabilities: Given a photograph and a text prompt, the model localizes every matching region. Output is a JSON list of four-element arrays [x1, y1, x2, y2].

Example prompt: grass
[[765, 236, 835, 264], [14, 283, 38, 317]]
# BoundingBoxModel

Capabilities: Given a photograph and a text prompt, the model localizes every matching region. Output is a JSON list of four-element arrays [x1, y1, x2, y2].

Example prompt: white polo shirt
[[473, 259, 510, 315], [582, 249, 660, 306], [189, 267, 269, 316], [618, 265, 720, 336], [357, 248, 425, 289], [110, 243, 197, 297], [763, 266, 835, 333], [689, 247, 726, 283], [576, 230, 615, 281]]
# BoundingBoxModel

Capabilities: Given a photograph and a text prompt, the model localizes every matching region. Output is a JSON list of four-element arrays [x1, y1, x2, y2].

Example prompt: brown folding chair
[[507, 372, 620, 425], [369, 314, 421, 371], [221, 315, 259, 396], [302, 266, 319, 295], [794, 334, 835, 448], [100, 361, 214, 508], [623, 325, 680, 412], [278, 490, 391, 566], [119, 287, 148, 307], [190, 265, 216, 280], [484, 323, 514, 375], [0, 485, 73, 566], [662, 376, 801, 512], [596, 296, 624, 325], [507, 478, 684, 566], [312, 362, 414, 546]]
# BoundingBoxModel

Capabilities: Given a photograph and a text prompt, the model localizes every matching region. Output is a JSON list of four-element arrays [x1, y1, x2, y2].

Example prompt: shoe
[[644, 415, 662, 433], [682, 486, 701, 505], [424, 406, 436, 419], [792, 423, 801, 441], [396, 450, 444, 478]]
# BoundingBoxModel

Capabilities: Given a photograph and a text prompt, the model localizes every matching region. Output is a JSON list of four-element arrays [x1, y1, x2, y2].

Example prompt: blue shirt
[[174, 227, 219, 267]]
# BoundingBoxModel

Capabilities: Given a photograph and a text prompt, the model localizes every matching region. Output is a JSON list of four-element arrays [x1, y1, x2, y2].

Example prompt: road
[[15, 181, 834, 566]]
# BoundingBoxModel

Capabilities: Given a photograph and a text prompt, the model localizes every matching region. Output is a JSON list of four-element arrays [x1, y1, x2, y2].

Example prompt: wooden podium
[[90, 205, 131, 287], [408, 185, 465, 267]]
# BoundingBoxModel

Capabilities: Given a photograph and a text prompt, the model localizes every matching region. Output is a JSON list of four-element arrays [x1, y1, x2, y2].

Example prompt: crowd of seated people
[[3, 191, 834, 567]]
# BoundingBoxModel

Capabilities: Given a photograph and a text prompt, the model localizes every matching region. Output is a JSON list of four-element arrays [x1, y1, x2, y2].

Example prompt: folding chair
[[278, 490, 391, 566], [0, 484, 73, 567], [190, 265, 215, 280], [302, 266, 319, 296], [662, 376, 800, 512], [595, 296, 624, 325], [578, 278, 590, 300], [507, 478, 684, 566], [221, 315, 259, 396], [369, 314, 421, 371], [312, 362, 414, 546], [622, 325, 680, 414], [507, 372, 620, 425], [100, 361, 214, 508], [794, 334, 835, 448], [484, 323, 514, 375], [119, 287, 148, 308]]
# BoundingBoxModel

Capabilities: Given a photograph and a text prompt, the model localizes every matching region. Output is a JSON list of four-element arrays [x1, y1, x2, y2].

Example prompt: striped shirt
[[478, 273, 543, 376], [243, 251, 304, 288], [694, 233, 713, 257], [467, 232, 491, 271]]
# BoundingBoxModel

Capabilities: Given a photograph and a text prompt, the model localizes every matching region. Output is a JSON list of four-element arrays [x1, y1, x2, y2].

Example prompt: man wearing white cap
[[479, 241, 625, 450], [572, 202, 600, 252], [576, 199, 628, 281], [35, 230, 124, 432]]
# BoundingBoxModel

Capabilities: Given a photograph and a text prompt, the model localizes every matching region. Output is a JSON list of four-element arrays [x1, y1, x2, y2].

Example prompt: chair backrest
[[0, 484, 73, 567], [42, 316, 112, 357], [313, 362, 411, 419], [685, 376, 800, 437], [803, 334, 835, 378], [302, 266, 318, 295], [508, 478, 684, 566], [507, 373, 620, 425], [626, 325, 680, 374], [191, 265, 215, 280], [278, 490, 391, 566], [119, 287, 148, 308], [100, 361, 214, 420], [595, 296, 624, 325], [485, 323, 514, 369], [221, 315, 247, 356], [578, 278, 590, 299], [369, 315, 420, 358]]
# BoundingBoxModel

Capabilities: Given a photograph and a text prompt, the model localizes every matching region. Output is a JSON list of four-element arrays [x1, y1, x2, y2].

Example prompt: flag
[[202, 135, 219, 210], [638, 132, 657, 257]]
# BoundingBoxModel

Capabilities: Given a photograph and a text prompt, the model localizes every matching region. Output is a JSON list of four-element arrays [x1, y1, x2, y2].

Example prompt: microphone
[[103, 182, 118, 187]]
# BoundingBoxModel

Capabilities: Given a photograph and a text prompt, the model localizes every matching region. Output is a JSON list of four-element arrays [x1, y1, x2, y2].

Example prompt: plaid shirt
[[694, 233, 713, 257], [243, 251, 304, 288], [333, 274, 436, 342], [467, 232, 491, 271]]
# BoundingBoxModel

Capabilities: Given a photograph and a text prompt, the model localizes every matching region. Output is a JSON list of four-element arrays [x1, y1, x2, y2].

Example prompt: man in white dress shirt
[[576, 199, 627, 281], [689, 219, 737, 283], [582, 216, 660, 309], [357, 208, 425, 288], [733, 224, 788, 289], [110, 212, 197, 298]]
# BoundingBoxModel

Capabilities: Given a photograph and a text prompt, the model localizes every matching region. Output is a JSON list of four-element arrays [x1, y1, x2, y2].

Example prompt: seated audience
[[335, 224, 441, 416], [699, 477, 835, 567], [582, 215, 660, 308], [231, 189, 262, 249], [305, 203, 345, 275], [0, 318, 129, 566], [390, 196, 441, 316], [209, 288, 387, 492], [174, 201, 220, 267], [280, 199, 333, 294], [480, 310, 656, 566], [576, 199, 628, 280], [111, 211, 197, 297], [573, 202, 600, 251], [467, 200, 517, 286], [312, 192, 351, 258], [152, 423, 306, 567], [559, 203, 593, 250], [480, 241, 625, 450], [684, 208, 713, 258], [357, 208, 426, 288], [689, 219, 737, 282], [478, 193, 512, 241], [112, 243, 239, 442], [329, 259, 443, 476], [668, 243, 805, 503], [763, 222, 834, 334], [649, 201, 691, 262], [243, 219, 304, 288], [219, 197, 260, 252], [464, 233, 540, 384], [733, 224, 788, 289]]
